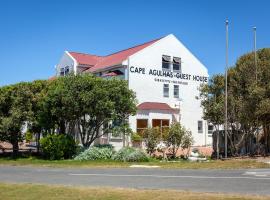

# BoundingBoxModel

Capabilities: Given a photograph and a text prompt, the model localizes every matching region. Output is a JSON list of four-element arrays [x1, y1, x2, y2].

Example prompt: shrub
[[25, 131, 33, 143], [142, 127, 161, 156], [94, 144, 114, 149], [113, 147, 149, 162], [131, 133, 143, 142], [40, 134, 76, 160], [74, 147, 113, 161]]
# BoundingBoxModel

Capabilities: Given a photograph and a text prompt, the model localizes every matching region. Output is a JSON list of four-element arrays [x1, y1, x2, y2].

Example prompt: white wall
[[56, 51, 76, 76], [127, 34, 210, 146]]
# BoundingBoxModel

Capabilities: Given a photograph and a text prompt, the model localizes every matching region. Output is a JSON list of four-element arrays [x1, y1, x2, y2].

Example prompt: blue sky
[[0, 0, 269, 86]]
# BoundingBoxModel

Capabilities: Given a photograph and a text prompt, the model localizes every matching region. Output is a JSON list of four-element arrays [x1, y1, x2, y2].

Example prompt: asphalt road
[[0, 165, 270, 195]]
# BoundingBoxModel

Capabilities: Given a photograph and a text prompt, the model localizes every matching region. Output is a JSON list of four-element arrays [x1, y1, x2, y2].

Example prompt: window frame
[[163, 84, 169, 98], [173, 85, 179, 98], [136, 119, 148, 134], [152, 119, 170, 135], [172, 57, 181, 72], [162, 55, 171, 71]]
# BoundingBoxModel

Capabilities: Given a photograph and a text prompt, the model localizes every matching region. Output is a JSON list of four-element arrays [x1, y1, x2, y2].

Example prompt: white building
[[55, 34, 212, 147]]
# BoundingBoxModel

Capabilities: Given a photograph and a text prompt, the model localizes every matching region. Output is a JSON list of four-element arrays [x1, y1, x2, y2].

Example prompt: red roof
[[69, 52, 102, 66], [137, 102, 177, 112], [102, 72, 118, 77], [68, 37, 162, 73]]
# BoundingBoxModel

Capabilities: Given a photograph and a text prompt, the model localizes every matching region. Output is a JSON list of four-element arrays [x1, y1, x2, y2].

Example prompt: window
[[163, 84, 169, 97], [60, 66, 70, 76], [198, 120, 203, 133], [64, 66, 69, 75], [174, 85, 179, 98], [60, 68, 65, 76], [152, 119, 169, 134], [137, 119, 148, 134], [173, 57, 181, 72], [208, 124, 214, 137], [162, 55, 171, 70]]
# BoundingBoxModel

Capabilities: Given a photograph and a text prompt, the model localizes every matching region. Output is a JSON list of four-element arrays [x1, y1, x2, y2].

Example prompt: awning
[[137, 102, 178, 112]]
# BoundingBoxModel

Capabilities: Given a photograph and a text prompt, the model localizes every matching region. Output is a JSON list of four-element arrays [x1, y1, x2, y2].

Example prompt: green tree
[[142, 127, 161, 156], [40, 74, 137, 148], [0, 82, 33, 157], [163, 122, 193, 158], [200, 74, 224, 157]]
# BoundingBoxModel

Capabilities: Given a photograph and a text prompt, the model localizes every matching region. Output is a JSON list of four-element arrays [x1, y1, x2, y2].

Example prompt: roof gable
[[68, 37, 162, 72], [69, 52, 103, 66], [137, 102, 177, 112]]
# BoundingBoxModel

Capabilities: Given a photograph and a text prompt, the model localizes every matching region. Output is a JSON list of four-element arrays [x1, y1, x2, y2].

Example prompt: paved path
[[0, 165, 270, 195]]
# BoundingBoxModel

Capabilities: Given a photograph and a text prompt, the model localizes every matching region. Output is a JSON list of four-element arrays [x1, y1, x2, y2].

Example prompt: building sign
[[129, 66, 208, 83]]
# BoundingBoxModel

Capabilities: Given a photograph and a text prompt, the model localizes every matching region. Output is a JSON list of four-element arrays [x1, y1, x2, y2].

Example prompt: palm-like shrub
[[74, 147, 113, 161], [112, 147, 149, 162]]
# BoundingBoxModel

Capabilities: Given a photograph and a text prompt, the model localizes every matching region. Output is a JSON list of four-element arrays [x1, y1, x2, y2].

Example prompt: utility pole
[[254, 27, 257, 82], [225, 19, 229, 159]]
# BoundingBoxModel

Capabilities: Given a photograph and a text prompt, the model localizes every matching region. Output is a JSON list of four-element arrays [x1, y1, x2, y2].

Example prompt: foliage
[[93, 144, 114, 149], [74, 147, 113, 161], [142, 127, 161, 156], [112, 147, 149, 162], [25, 131, 33, 143], [131, 133, 143, 142], [111, 119, 133, 147], [163, 123, 193, 158], [40, 74, 137, 148], [200, 48, 270, 156], [40, 134, 76, 160], [0, 82, 33, 157]]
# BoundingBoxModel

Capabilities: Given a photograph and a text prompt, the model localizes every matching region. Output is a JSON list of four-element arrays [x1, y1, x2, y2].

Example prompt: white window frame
[[173, 85, 179, 98], [163, 84, 169, 97]]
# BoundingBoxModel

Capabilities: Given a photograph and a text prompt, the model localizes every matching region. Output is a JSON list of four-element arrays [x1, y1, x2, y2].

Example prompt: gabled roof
[[69, 52, 102, 66], [137, 102, 178, 112], [68, 37, 162, 73]]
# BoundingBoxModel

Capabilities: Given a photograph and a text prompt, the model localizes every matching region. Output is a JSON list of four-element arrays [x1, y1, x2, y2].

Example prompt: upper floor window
[[163, 84, 169, 97], [60, 66, 70, 76], [60, 68, 65, 76], [173, 57, 181, 72], [162, 55, 171, 70], [174, 85, 179, 98]]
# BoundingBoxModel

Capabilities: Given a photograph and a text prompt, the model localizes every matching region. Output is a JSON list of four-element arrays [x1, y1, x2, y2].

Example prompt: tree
[[200, 75, 224, 157], [27, 80, 48, 153], [40, 74, 137, 148], [0, 82, 33, 157], [111, 120, 133, 147], [200, 48, 270, 157], [163, 122, 193, 158], [142, 127, 161, 156]]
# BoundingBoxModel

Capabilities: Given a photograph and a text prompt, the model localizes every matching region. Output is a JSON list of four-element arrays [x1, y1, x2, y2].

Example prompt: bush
[[112, 147, 149, 162], [93, 144, 114, 149], [74, 147, 113, 161], [40, 134, 76, 160], [131, 133, 142, 142], [25, 131, 33, 143]]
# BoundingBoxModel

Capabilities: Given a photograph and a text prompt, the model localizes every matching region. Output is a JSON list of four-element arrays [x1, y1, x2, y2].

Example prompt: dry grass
[[0, 157, 269, 169], [0, 183, 269, 200]]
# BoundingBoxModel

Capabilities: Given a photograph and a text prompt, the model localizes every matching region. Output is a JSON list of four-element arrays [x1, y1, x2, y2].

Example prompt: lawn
[[0, 183, 269, 200], [0, 157, 269, 169]]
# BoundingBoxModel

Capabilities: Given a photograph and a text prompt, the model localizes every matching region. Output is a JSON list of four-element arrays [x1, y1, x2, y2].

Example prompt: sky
[[0, 0, 269, 86]]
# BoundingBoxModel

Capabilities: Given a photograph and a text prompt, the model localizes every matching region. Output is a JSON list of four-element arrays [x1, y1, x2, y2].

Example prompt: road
[[0, 165, 270, 195]]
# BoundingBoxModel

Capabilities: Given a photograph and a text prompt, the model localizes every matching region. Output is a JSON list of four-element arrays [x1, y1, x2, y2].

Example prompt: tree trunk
[[36, 132, 40, 153], [12, 133, 19, 158], [216, 127, 219, 159], [59, 120, 66, 134]]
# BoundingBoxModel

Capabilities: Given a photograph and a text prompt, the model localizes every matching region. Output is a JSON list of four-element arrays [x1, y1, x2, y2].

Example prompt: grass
[[0, 183, 269, 200], [0, 157, 269, 169]]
